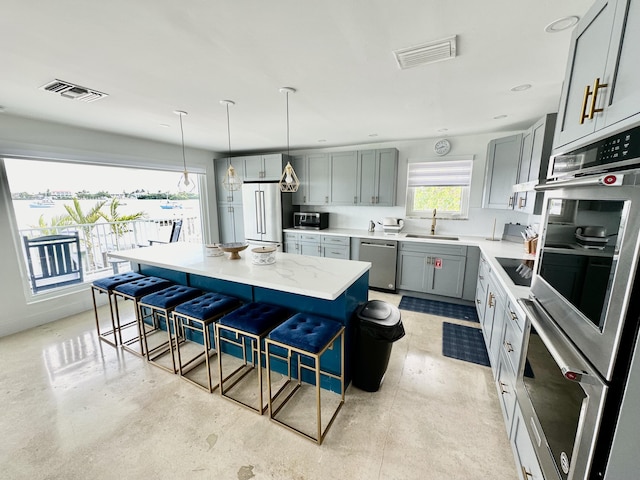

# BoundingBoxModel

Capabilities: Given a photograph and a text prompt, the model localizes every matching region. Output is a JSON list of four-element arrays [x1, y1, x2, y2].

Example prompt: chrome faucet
[[430, 209, 437, 235]]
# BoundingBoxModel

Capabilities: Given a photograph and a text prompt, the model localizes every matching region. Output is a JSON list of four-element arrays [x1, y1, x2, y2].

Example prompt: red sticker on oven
[[602, 174, 623, 185], [434, 258, 442, 269]]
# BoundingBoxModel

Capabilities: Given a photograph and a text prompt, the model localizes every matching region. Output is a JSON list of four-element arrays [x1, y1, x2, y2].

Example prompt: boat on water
[[29, 198, 55, 208], [160, 200, 182, 210]]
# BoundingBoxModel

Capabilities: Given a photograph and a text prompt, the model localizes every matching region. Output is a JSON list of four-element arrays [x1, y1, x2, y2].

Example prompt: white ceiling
[[0, 0, 591, 154]]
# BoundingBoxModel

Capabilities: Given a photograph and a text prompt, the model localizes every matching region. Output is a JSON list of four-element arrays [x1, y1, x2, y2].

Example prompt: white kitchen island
[[109, 242, 371, 390]]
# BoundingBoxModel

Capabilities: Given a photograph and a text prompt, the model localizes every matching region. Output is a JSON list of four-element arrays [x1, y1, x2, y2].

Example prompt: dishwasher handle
[[360, 242, 396, 249]]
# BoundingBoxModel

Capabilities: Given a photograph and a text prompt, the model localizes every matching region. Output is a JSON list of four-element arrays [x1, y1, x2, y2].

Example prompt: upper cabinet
[[482, 134, 523, 210], [291, 153, 331, 205], [243, 154, 286, 181], [358, 148, 398, 206], [513, 114, 557, 214], [554, 0, 640, 150], [291, 148, 398, 206], [330, 151, 359, 205]]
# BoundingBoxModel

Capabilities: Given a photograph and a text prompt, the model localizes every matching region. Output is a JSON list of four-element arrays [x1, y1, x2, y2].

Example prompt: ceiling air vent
[[393, 35, 457, 70], [39, 79, 108, 103]]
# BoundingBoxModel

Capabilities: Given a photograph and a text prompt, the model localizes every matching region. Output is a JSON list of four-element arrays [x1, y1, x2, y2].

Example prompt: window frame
[[405, 156, 474, 219]]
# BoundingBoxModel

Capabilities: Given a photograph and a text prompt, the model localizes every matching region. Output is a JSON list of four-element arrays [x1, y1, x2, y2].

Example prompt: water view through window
[[4, 158, 203, 294]]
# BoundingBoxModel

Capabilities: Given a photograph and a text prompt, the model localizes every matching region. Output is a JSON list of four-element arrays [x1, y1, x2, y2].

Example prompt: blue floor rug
[[442, 322, 490, 367], [399, 296, 479, 323]]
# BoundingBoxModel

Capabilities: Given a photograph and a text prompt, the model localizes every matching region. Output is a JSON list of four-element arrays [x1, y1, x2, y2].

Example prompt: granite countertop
[[109, 242, 371, 301]]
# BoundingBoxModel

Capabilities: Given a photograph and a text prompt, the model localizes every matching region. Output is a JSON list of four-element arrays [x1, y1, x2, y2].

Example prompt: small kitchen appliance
[[293, 212, 329, 230]]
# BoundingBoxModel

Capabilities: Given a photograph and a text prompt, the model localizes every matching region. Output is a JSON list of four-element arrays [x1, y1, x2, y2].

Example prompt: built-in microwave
[[293, 212, 329, 230]]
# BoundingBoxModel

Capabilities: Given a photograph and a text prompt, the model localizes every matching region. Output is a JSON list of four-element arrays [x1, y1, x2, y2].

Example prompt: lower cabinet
[[397, 243, 467, 298], [285, 232, 350, 259], [511, 404, 545, 480]]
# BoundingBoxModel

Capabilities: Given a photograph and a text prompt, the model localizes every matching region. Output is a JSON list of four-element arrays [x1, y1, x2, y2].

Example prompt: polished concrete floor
[[0, 291, 517, 480]]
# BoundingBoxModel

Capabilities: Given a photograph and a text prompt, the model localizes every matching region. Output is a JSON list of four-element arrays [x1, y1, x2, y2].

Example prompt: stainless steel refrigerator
[[241, 182, 294, 249]]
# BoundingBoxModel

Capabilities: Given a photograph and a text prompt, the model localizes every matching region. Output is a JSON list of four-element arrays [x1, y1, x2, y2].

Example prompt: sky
[[4, 159, 196, 194]]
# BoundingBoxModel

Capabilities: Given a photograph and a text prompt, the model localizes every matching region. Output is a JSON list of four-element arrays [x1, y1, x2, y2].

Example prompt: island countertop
[[109, 243, 371, 301]]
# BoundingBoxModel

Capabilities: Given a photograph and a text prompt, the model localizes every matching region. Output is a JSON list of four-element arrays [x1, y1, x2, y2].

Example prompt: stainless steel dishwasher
[[359, 238, 397, 291]]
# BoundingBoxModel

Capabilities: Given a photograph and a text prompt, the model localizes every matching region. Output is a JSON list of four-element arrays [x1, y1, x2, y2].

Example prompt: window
[[406, 157, 473, 219], [3, 157, 203, 296]]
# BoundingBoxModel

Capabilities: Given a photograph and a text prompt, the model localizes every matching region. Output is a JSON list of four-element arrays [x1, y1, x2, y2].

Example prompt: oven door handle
[[517, 298, 605, 387], [535, 173, 624, 191]]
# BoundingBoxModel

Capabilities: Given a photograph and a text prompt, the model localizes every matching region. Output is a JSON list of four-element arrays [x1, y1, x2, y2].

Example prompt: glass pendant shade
[[223, 164, 242, 191], [279, 161, 300, 192]]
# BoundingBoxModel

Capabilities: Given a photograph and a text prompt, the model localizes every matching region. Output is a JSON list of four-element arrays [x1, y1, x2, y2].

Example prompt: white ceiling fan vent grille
[[393, 35, 457, 70], [39, 79, 108, 103]]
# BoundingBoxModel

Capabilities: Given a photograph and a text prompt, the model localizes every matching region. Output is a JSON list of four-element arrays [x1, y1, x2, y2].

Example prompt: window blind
[[407, 159, 473, 187]]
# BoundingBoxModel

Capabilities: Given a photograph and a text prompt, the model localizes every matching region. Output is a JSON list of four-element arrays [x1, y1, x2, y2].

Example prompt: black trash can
[[353, 300, 405, 392]]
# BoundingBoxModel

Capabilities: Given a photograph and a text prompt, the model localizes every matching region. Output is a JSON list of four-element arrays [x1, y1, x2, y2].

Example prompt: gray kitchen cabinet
[[217, 204, 244, 244], [496, 348, 517, 432], [321, 234, 350, 259], [482, 134, 523, 210], [475, 255, 490, 325], [513, 114, 556, 215], [511, 404, 545, 480], [243, 154, 285, 181], [286, 232, 349, 259], [483, 269, 507, 370], [358, 148, 398, 206], [215, 157, 244, 206], [554, 0, 640, 150], [330, 151, 358, 205], [291, 153, 330, 205], [397, 242, 467, 298]]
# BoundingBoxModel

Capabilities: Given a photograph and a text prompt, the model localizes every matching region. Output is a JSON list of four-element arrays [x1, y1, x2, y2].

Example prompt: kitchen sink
[[404, 234, 459, 241]]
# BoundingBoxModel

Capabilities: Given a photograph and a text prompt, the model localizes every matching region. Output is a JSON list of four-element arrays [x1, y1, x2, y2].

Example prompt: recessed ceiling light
[[318, 139, 327, 143], [545, 16, 579, 33], [437, 128, 449, 133], [368, 133, 378, 137], [511, 84, 532, 92], [159, 123, 170, 128], [493, 114, 508, 120]]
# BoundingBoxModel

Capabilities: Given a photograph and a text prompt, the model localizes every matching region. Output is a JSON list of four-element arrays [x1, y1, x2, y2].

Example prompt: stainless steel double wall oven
[[518, 124, 640, 480]]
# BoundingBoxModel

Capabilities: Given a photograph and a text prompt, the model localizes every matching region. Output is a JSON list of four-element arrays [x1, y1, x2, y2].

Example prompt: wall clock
[[434, 139, 451, 156]]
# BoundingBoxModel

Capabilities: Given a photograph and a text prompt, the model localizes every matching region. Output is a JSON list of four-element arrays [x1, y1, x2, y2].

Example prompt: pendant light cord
[[226, 103, 232, 165], [285, 91, 290, 157], [178, 112, 186, 171]]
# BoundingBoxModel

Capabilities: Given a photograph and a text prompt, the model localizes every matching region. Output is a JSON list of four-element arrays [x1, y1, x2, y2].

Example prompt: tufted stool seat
[[138, 285, 202, 373], [91, 272, 145, 347], [265, 312, 345, 444], [172, 292, 241, 392], [216, 302, 291, 413], [112, 276, 173, 356]]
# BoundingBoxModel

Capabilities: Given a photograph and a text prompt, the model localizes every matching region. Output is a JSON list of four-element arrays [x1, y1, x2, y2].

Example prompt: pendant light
[[175, 110, 195, 192], [278, 87, 300, 193], [220, 99, 242, 191]]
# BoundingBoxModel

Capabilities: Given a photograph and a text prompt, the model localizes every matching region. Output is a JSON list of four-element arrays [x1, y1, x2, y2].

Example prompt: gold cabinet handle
[[504, 341, 514, 353], [508, 196, 514, 207], [476, 299, 482, 305], [499, 382, 508, 395], [521, 466, 533, 478], [509, 311, 518, 322], [588, 77, 608, 120], [580, 84, 593, 124], [488, 292, 495, 308], [479, 275, 484, 280], [518, 196, 525, 208]]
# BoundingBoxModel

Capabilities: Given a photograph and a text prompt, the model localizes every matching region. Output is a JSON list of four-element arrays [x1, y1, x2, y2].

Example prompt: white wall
[[0, 114, 218, 337], [288, 132, 535, 237]]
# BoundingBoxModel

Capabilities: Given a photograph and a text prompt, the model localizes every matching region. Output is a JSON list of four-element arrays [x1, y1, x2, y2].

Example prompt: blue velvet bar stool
[[216, 303, 291, 414], [138, 285, 202, 373], [91, 272, 145, 347], [171, 292, 241, 392], [265, 312, 345, 445], [112, 276, 173, 357]]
